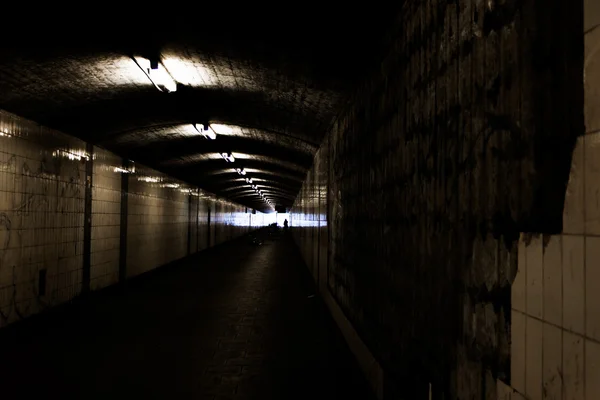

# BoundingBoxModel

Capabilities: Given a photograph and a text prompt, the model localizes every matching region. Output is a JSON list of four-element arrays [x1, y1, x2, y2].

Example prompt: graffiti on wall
[[0, 152, 84, 326]]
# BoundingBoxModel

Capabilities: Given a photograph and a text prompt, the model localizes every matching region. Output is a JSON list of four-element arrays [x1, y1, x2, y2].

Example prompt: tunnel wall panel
[[293, 0, 583, 398], [0, 110, 86, 327], [291, 141, 328, 289], [90, 146, 121, 290], [126, 165, 193, 278], [213, 202, 223, 246], [502, 7, 600, 400], [197, 198, 210, 251], [189, 194, 198, 254], [0, 109, 270, 329]]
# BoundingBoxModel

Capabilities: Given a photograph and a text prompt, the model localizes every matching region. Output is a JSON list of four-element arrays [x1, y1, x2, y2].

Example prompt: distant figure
[[283, 219, 288, 229]]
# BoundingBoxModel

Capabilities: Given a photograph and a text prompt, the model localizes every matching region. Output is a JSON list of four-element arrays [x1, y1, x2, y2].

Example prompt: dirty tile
[[525, 317, 543, 399], [511, 310, 526, 394], [543, 235, 562, 326], [586, 339, 600, 399], [497, 380, 526, 400], [542, 323, 562, 400], [586, 237, 600, 341], [563, 235, 585, 335], [586, 0, 600, 32], [526, 236, 543, 319], [513, 238, 527, 313], [563, 136, 585, 234], [586, 133, 600, 234], [563, 331, 585, 400]]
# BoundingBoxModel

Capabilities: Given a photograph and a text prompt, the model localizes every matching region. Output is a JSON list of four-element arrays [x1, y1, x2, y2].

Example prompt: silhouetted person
[[283, 219, 288, 230]]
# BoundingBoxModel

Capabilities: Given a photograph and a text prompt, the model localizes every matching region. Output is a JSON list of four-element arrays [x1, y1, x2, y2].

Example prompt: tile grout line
[[561, 231, 600, 238], [541, 235, 545, 399], [512, 309, 600, 345], [583, 131, 587, 399], [524, 233, 528, 396], [560, 233, 565, 400]]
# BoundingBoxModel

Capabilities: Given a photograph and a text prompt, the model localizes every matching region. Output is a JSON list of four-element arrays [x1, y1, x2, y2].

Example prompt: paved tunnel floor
[[0, 230, 373, 400]]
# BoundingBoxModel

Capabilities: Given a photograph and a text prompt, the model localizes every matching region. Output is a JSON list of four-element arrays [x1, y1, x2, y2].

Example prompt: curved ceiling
[[0, 8, 400, 211]]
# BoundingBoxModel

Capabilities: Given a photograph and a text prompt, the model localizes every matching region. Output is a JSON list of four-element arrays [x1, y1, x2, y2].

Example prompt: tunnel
[[0, 1, 598, 399]]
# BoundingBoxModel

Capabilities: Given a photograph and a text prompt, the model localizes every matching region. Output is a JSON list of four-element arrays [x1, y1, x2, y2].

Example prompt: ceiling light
[[194, 124, 216, 140], [133, 56, 177, 93], [114, 161, 135, 174], [236, 168, 246, 175], [221, 152, 235, 162], [137, 176, 162, 183]]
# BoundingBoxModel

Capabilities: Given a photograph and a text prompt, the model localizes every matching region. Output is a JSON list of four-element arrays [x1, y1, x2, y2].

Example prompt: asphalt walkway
[[0, 229, 373, 400]]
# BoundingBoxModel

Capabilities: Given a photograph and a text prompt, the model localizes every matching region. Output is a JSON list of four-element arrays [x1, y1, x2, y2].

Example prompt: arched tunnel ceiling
[[0, 8, 400, 211]]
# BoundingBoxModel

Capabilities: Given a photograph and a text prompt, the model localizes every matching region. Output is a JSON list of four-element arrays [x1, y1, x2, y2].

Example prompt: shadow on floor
[[0, 230, 374, 400]]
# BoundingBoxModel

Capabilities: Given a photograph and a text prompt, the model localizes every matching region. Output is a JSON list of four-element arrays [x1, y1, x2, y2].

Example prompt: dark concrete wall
[[0, 109, 269, 329], [291, 0, 583, 398], [290, 135, 329, 289]]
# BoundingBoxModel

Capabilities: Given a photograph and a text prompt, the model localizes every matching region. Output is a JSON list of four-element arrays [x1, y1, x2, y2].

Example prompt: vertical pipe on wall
[[326, 132, 332, 290], [196, 189, 200, 253], [118, 159, 129, 284], [187, 192, 192, 256], [316, 172, 321, 290], [207, 206, 211, 248], [82, 142, 94, 294]]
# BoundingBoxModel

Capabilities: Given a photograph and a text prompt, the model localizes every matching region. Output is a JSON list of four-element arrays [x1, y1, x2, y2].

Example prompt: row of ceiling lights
[[237, 165, 273, 209], [133, 55, 273, 210], [219, 147, 272, 208]]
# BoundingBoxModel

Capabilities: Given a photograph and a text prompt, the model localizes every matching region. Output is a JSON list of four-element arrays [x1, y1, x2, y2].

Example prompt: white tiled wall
[[0, 109, 270, 330], [0, 111, 86, 328], [126, 165, 191, 278], [90, 147, 121, 290], [505, 5, 600, 398], [190, 194, 198, 253], [585, 0, 600, 136], [510, 139, 600, 400]]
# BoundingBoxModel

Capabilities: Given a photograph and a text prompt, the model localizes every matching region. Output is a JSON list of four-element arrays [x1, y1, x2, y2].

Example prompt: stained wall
[[0, 111, 86, 327], [501, 3, 600, 399], [90, 147, 121, 290], [291, 0, 584, 398], [0, 109, 267, 329]]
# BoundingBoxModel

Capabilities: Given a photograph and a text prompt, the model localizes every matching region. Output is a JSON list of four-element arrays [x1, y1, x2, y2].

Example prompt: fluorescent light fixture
[[235, 168, 246, 176], [133, 56, 177, 93], [114, 162, 135, 174], [221, 153, 235, 162], [52, 149, 90, 161], [194, 124, 217, 140], [138, 176, 162, 183]]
